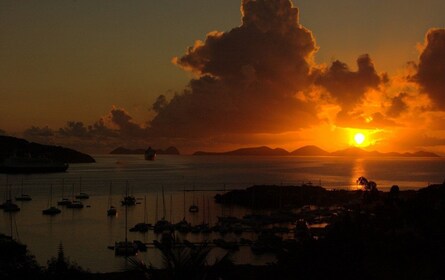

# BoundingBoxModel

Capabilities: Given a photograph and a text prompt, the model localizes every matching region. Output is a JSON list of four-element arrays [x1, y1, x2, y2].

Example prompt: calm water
[[0, 154, 444, 272]]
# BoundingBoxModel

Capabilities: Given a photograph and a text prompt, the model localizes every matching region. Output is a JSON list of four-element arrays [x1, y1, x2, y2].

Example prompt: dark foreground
[[1, 181, 445, 280]]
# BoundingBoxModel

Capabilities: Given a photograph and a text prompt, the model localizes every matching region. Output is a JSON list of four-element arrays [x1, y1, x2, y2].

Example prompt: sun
[[354, 133, 366, 145]]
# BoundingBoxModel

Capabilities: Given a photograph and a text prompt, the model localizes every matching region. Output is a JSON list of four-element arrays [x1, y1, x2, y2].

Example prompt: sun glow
[[354, 133, 366, 145]]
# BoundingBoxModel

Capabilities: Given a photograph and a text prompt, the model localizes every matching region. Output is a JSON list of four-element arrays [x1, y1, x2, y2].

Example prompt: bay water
[[1, 154, 444, 272]]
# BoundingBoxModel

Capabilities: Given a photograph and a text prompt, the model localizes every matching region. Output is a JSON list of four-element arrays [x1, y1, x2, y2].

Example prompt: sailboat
[[130, 194, 150, 232], [153, 187, 172, 233], [114, 182, 137, 256], [1, 183, 20, 212], [189, 185, 199, 213], [107, 182, 117, 216], [75, 177, 89, 199], [15, 179, 31, 201], [66, 183, 84, 209], [120, 181, 136, 206], [42, 184, 61, 215], [57, 179, 71, 206]]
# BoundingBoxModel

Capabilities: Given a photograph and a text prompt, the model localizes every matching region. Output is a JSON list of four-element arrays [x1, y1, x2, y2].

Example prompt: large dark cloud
[[149, 0, 319, 137], [109, 107, 148, 138], [386, 93, 408, 118], [413, 29, 445, 110], [23, 126, 54, 138], [58, 120, 117, 139], [316, 54, 382, 111]]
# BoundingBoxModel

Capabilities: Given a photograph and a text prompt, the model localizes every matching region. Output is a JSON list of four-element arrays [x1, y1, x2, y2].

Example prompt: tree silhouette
[[356, 176, 379, 202], [129, 233, 233, 280]]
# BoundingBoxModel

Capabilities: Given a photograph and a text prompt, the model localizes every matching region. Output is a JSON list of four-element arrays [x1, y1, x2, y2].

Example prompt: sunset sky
[[1, 0, 445, 154]]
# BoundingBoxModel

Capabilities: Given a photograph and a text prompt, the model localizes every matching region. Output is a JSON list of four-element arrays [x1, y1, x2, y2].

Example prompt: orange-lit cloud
[[150, 0, 319, 137], [10, 1, 445, 155], [412, 29, 445, 110]]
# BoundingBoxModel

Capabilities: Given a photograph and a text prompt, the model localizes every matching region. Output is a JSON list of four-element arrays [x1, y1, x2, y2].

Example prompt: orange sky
[[1, 0, 445, 155]]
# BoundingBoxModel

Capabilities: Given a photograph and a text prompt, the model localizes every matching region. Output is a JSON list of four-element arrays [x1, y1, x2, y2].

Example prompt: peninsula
[[0, 135, 95, 163]]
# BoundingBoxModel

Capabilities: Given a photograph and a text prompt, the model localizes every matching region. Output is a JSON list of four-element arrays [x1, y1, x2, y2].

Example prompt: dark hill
[[0, 135, 95, 163], [194, 146, 289, 156], [331, 147, 440, 157], [193, 145, 440, 157], [291, 145, 330, 156]]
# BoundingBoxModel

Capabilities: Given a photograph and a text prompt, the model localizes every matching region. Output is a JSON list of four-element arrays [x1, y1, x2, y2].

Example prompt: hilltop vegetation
[[0, 136, 95, 163]]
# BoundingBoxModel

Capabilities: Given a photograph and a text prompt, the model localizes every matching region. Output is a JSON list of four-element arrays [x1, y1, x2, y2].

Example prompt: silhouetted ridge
[[194, 146, 289, 156], [193, 145, 439, 157], [291, 145, 330, 156], [0, 135, 95, 163]]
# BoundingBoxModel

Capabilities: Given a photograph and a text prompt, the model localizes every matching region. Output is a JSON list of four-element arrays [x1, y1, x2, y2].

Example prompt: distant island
[[193, 145, 440, 157], [110, 146, 180, 155], [0, 135, 95, 163]]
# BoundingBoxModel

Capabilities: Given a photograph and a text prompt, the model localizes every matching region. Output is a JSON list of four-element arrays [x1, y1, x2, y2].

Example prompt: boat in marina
[[1, 199, 20, 212], [144, 147, 156, 161], [107, 183, 117, 216], [15, 179, 32, 201], [0, 155, 68, 174], [42, 184, 61, 215], [129, 195, 150, 232]]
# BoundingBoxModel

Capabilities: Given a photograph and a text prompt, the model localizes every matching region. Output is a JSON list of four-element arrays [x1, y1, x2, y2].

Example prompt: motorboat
[[144, 147, 156, 161]]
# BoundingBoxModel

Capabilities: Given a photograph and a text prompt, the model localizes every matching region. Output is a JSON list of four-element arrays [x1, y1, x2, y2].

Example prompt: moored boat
[[144, 147, 156, 161]]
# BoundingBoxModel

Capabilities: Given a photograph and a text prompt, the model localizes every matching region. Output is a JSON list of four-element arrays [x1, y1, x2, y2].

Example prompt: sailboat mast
[[170, 193, 172, 223], [125, 181, 128, 257], [155, 193, 159, 222], [183, 186, 186, 219], [162, 186, 166, 220]]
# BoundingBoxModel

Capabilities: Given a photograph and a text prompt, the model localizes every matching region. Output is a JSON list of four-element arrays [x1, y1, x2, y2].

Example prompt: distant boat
[[42, 184, 61, 215], [57, 180, 70, 206], [66, 200, 84, 209], [129, 195, 150, 232], [114, 181, 138, 257], [75, 177, 89, 199], [1, 184, 20, 212], [189, 185, 199, 213], [1, 199, 20, 212], [114, 241, 138, 256], [120, 181, 136, 206], [0, 155, 68, 174], [144, 147, 156, 161], [15, 179, 32, 201], [107, 182, 117, 216]]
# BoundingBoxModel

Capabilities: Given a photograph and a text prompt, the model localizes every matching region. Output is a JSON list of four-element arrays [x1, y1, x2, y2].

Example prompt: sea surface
[[0, 154, 444, 272]]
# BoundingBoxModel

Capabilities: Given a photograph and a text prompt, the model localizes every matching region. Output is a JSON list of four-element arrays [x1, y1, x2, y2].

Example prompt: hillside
[[193, 145, 440, 157], [0, 135, 95, 163], [194, 146, 289, 156]]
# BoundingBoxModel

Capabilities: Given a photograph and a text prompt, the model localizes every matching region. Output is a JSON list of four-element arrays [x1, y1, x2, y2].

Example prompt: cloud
[[22, 126, 55, 145], [316, 54, 382, 111], [58, 120, 117, 139], [23, 126, 54, 138], [150, 0, 320, 137], [413, 28, 445, 110], [386, 93, 409, 117], [109, 107, 148, 138], [58, 122, 89, 138]]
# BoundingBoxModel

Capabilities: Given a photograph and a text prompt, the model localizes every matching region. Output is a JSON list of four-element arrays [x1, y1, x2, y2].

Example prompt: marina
[[1, 154, 444, 272]]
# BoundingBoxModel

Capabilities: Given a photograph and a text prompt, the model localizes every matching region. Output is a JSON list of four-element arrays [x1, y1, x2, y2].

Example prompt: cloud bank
[[14, 0, 445, 154]]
